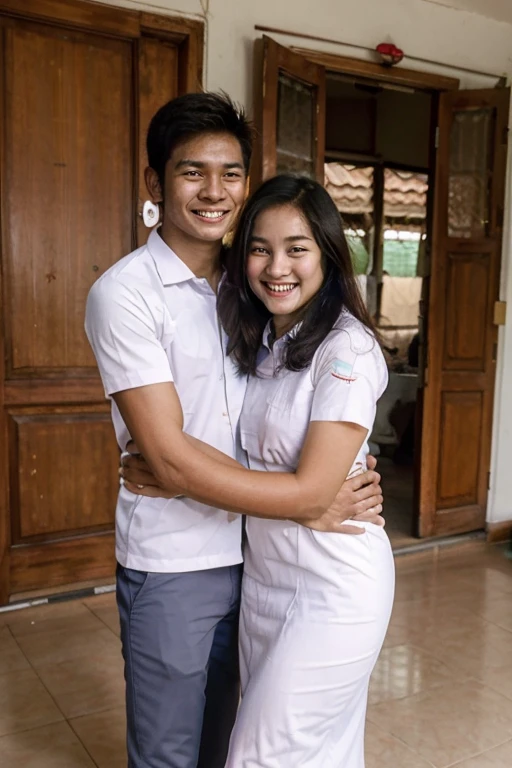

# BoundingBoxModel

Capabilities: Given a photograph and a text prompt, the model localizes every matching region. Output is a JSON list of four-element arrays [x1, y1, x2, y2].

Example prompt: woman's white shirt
[[240, 311, 388, 476], [240, 311, 389, 592]]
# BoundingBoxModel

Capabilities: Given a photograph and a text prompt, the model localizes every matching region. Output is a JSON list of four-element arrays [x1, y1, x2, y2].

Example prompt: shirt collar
[[146, 228, 201, 287], [262, 320, 302, 351]]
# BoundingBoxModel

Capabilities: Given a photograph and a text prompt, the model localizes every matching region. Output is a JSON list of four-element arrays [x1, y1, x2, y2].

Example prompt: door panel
[[444, 251, 490, 369], [437, 391, 482, 506], [5, 21, 132, 373], [419, 88, 509, 537], [10, 408, 118, 542], [253, 35, 325, 187], [0, 1, 202, 603]]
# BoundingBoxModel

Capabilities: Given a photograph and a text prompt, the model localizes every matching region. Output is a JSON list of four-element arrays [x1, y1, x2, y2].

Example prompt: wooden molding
[[4, 379, 106, 406], [141, 12, 203, 43], [487, 519, 512, 544], [10, 532, 116, 593], [0, 26, 9, 607], [0, 0, 205, 57], [292, 47, 460, 92], [0, 0, 139, 37], [140, 12, 204, 94]]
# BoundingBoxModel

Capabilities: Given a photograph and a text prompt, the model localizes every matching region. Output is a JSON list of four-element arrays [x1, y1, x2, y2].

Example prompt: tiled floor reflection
[[1, 542, 512, 766]]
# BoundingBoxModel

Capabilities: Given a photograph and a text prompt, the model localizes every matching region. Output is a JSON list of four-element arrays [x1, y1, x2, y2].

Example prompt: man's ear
[[144, 167, 163, 203]]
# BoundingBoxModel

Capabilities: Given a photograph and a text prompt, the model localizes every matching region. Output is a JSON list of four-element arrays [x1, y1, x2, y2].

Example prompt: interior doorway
[[323, 74, 433, 547], [253, 35, 509, 546]]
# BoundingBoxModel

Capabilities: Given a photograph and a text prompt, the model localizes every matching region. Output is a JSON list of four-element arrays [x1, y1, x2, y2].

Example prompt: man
[[85, 92, 384, 768]]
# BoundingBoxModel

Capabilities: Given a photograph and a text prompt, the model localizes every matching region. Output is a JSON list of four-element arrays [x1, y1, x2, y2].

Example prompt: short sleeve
[[85, 276, 175, 397], [310, 327, 388, 430]]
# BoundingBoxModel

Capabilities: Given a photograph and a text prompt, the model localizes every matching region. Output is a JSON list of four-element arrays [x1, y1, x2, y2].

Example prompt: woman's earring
[[142, 200, 160, 228]]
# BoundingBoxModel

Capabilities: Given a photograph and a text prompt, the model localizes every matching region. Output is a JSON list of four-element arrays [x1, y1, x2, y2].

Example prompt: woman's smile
[[262, 281, 299, 297]]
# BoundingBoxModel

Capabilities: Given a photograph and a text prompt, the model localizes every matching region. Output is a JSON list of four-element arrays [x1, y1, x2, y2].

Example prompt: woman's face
[[246, 204, 325, 336]]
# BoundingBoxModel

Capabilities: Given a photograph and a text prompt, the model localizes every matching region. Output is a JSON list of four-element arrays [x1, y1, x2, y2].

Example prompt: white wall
[[487, 102, 512, 526], [100, 0, 512, 101], [100, 0, 512, 524], [431, 0, 512, 24]]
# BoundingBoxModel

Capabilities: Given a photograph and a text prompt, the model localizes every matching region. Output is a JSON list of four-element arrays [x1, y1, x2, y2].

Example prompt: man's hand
[[299, 455, 384, 534]]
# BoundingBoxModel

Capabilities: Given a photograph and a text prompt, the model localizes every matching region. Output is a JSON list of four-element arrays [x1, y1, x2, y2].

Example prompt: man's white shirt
[[85, 229, 246, 572]]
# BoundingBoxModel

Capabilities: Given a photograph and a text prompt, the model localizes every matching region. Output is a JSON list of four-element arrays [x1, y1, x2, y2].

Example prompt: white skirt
[[225, 521, 395, 768]]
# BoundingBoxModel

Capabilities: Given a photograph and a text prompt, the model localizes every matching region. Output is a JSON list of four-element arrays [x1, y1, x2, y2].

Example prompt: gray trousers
[[116, 563, 243, 768]]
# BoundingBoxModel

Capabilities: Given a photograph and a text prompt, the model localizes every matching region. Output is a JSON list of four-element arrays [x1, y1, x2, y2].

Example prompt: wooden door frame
[[289, 47, 474, 541], [0, 0, 203, 604], [0, 24, 8, 597], [252, 36, 326, 190], [294, 48, 510, 541], [292, 48, 460, 93]]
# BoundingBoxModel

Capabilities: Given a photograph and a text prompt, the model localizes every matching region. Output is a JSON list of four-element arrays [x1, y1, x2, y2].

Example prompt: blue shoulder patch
[[331, 358, 357, 383]]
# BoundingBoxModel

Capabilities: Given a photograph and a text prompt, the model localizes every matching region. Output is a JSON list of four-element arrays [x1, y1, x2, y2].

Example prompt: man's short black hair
[[146, 91, 253, 187]]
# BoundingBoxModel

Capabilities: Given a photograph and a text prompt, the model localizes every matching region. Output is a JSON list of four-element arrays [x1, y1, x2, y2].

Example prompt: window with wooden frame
[[251, 35, 325, 189]]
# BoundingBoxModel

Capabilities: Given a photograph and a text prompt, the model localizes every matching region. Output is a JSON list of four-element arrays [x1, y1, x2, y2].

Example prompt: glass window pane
[[380, 169, 427, 331], [276, 150, 314, 177], [448, 108, 494, 239], [277, 73, 314, 177], [383, 169, 428, 278], [324, 163, 374, 275]]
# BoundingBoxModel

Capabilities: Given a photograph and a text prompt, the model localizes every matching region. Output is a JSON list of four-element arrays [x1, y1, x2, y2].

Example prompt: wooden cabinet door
[[252, 35, 325, 188], [0, 1, 202, 603], [419, 88, 510, 537]]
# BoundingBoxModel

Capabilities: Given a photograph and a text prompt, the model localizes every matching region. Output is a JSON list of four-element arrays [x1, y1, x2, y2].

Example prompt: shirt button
[[283, 530, 289, 538], [222, 412, 228, 417], [219, 374, 224, 381]]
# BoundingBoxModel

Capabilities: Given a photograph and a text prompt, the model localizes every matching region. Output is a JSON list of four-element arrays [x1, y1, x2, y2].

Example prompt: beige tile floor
[[1, 542, 512, 767]]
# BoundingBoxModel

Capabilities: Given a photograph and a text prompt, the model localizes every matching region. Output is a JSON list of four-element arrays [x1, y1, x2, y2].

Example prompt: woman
[[124, 175, 394, 767]]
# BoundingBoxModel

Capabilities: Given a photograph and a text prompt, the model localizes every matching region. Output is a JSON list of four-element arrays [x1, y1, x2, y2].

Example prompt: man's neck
[[159, 223, 222, 290]]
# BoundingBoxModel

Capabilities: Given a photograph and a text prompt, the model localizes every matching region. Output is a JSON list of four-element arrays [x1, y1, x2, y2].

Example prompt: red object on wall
[[376, 42, 404, 66]]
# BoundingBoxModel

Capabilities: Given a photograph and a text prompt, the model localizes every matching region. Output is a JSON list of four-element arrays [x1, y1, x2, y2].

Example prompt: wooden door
[[0, 0, 203, 603], [419, 88, 510, 537], [252, 35, 325, 188]]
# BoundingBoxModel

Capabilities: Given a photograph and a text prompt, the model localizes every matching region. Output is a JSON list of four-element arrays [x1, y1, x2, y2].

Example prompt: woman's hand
[[297, 457, 384, 534], [120, 443, 180, 499]]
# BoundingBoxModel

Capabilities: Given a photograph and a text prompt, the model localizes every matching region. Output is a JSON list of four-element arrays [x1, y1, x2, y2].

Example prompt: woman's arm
[[113, 381, 366, 522]]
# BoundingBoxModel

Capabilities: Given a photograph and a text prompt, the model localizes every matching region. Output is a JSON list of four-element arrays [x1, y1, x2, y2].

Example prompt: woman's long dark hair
[[218, 174, 377, 375]]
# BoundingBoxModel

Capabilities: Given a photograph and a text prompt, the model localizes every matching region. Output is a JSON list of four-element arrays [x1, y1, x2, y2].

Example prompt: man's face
[[159, 131, 247, 246]]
